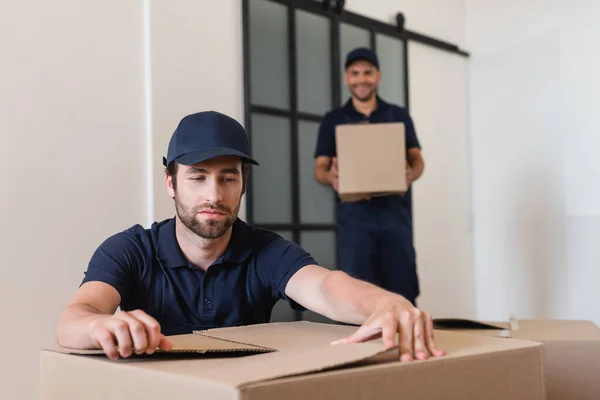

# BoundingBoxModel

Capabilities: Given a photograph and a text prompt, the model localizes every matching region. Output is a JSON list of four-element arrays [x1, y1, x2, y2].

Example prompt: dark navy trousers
[[337, 195, 420, 305]]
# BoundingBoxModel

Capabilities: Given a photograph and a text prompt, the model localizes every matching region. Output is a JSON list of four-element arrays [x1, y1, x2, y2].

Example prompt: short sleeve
[[397, 107, 421, 150], [81, 230, 144, 306], [256, 238, 317, 311], [314, 112, 337, 158]]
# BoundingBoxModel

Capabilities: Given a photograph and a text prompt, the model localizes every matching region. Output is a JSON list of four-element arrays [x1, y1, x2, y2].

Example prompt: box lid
[[47, 333, 276, 356]]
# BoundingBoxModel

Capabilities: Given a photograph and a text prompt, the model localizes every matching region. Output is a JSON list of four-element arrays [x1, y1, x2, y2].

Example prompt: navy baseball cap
[[345, 47, 379, 69], [163, 111, 258, 167]]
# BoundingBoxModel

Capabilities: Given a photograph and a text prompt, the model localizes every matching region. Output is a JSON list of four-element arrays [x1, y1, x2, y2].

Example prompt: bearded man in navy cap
[[56, 111, 443, 363]]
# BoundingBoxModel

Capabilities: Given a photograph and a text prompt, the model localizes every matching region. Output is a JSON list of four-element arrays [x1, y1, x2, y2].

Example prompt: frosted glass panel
[[339, 23, 370, 104], [270, 300, 297, 322], [250, 114, 292, 224], [376, 34, 406, 106], [300, 231, 336, 270], [250, 0, 289, 108], [296, 10, 331, 115], [273, 230, 293, 241], [298, 121, 335, 223]]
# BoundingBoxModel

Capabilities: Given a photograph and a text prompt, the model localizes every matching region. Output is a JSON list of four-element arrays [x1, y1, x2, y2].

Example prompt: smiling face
[[344, 59, 381, 102], [166, 156, 244, 239]]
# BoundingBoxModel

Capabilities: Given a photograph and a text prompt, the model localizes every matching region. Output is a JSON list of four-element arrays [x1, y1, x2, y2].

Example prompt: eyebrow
[[186, 167, 240, 175]]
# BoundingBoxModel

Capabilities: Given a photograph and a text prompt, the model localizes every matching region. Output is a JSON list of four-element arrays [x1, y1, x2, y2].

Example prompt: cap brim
[[345, 57, 378, 69], [175, 147, 259, 166]]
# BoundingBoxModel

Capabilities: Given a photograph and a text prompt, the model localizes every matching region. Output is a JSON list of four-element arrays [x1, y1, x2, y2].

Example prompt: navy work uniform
[[82, 111, 317, 336], [314, 97, 421, 305], [82, 217, 314, 336]]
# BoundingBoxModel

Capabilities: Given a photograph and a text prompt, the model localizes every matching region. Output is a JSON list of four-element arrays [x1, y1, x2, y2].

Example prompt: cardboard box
[[335, 122, 406, 202], [40, 321, 545, 400], [434, 318, 600, 399]]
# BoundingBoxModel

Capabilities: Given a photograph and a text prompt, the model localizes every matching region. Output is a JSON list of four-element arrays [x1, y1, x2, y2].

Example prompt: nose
[[356, 74, 368, 84], [204, 177, 224, 204]]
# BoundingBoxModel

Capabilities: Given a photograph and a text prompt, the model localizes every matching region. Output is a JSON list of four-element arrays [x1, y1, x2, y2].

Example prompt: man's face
[[344, 60, 381, 102], [166, 156, 243, 239]]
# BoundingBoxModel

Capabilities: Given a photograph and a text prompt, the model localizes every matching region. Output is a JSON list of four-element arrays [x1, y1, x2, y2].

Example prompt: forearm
[[409, 154, 424, 182], [56, 303, 110, 349], [314, 165, 333, 186], [319, 271, 397, 325]]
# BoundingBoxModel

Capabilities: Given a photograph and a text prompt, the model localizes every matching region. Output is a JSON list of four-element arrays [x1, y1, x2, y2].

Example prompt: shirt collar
[[155, 218, 253, 269], [343, 95, 390, 117]]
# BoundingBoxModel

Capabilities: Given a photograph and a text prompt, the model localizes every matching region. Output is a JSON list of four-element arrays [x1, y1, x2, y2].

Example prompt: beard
[[350, 85, 376, 102], [174, 195, 239, 239]]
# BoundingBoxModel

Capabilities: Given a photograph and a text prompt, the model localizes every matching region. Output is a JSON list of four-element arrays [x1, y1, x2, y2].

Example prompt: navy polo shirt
[[314, 97, 421, 211], [82, 218, 316, 336], [314, 96, 420, 159]]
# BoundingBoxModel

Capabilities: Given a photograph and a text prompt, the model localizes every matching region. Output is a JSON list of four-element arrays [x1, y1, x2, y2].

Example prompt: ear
[[165, 172, 175, 198], [375, 70, 382, 85], [343, 69, 350, 86]]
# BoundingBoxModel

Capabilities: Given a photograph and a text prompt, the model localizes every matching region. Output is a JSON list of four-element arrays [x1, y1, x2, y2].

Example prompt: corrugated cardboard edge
[[193, 331, 276, 352], [43, 334, 276, 356]]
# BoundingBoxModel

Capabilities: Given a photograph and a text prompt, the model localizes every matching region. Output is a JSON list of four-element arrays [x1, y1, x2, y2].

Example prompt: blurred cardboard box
[[336, 122, 407, 202], [434, 318, 600, 400]]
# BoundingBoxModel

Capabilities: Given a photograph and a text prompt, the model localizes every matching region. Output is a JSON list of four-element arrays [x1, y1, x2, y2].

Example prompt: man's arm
[[314, 156, 338, 191], [285, 265, 444, 361], [57, 232, 172, 359], [406, 148, 424, 184], [56, 282, 172, 360], [313, 113, 338, 189]]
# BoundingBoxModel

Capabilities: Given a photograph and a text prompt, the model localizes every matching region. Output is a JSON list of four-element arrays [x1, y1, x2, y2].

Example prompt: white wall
[[409, 43, 474, 318], [0, 1, 147, 399], [346, 0, 466, 47], [149, 0, 246, 222], [467, 0, 600, 324]]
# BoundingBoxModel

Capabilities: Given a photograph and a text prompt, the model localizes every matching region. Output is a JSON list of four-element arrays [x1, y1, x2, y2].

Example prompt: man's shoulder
[[98, 218, 172, 253], [379, 100, 410, 119], [239, 221, 287, 249], [236, 220, 299, 257], [321, 106, 348, 125]]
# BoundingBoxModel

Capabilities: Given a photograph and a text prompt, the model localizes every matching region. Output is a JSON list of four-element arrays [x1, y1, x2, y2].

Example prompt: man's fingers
[[108, 319, 134, 358], [424, 312, 445, 357], [117, 313, 149, 355], [398, 311, 414, 362], [381, 313, 398, 349], [129, 310, 161, 354], [412, 314, 428, 360], [331, 324, 381, 345], [93, 330, 119, 361], [158, 335, 173, 351]]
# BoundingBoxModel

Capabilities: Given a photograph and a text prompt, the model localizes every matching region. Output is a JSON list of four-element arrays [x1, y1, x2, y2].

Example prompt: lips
[[199, 210, 226, 215]]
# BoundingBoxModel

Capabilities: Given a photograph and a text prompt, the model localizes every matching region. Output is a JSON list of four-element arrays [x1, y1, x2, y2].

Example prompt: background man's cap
[[345, 47, 379, 69], [163, 111, 259, 167]]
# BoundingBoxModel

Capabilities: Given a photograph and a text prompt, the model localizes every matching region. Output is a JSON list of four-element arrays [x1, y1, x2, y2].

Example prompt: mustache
[[195, 203, 230, 213]]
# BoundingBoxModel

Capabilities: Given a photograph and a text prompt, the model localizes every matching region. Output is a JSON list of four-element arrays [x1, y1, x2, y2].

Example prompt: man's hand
[[88, 309, 172, 360], [329, 157, 339, 192], [331, 296, 445, 361], [405, 161, 414, 186]]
